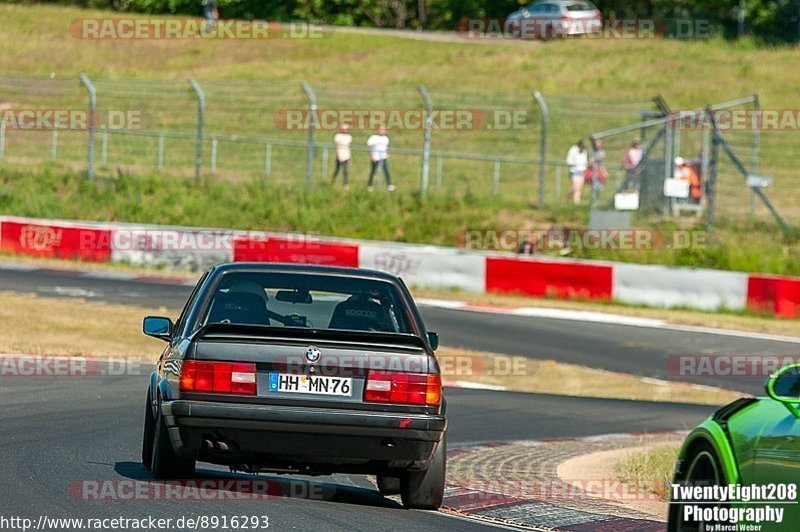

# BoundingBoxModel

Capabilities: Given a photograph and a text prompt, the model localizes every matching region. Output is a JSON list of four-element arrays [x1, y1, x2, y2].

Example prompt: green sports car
[[669, 364, 800, 531]]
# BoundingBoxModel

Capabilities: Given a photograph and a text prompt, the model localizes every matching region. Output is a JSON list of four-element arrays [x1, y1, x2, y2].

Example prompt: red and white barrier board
[[486, 255, 613, 300], [0, 217, 113, 262], [110, 227, 235, 271], [359, 243, 486, 292], [613, 263, 748, 312], [747, 275, 800, 319], [1, 215, 798, 319], [234, 233, 359, 267]]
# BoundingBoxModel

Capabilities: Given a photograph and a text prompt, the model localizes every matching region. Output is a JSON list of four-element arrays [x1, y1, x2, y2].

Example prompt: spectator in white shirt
[[332, 123, 352, 187], [566, 140, 588, 205], [366, 126, 395, 192]]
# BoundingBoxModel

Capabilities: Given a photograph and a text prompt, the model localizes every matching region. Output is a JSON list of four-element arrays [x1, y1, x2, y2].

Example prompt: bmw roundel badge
[[305, 346, 321, 364]]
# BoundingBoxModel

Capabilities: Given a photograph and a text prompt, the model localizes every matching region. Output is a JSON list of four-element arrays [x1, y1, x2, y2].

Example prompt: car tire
[[150, 401, 195, 479], [141, 388, 155, 470], [400, 434, 446, 510], [377, 474, 401, 496], [667, 441, 724, 532]]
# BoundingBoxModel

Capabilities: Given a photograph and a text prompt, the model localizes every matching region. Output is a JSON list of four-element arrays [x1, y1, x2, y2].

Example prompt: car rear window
[[200, 271, 414, 334], [566, 2, 593, 11]]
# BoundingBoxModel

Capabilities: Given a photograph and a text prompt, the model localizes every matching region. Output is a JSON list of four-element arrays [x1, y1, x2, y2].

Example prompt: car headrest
[[208, 291, 269, 326], [328, 296, 392, 332], [228, 281, 268, 303]]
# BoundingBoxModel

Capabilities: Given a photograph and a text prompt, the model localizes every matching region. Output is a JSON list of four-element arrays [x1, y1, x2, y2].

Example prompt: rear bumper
[[162, 400, 446, 471]]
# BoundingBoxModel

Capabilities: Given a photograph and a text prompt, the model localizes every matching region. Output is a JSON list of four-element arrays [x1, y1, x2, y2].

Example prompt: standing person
[[586, 138, 608, 186], [202, 0, 219, 31], [331, 123, 352, 188], [565, 140, 588, 205], [674, 156, 702, 203], [586, 138, 608, 204], [366, 126, 395, 192], [622, 138, 643, 185]]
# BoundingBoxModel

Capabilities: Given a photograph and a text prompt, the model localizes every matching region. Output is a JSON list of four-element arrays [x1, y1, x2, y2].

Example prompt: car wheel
[[150, 401, 195, 479], [141, 388, 155, 470], [668, 442, 724, 532], [400, 434, 446, 509], [376, 474, 401, 495]]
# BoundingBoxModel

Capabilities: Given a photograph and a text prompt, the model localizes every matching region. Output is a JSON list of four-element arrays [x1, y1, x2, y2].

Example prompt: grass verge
[[615, 444, 682, 502], [0, 291, 742, 405], [438, 347, 741, 406]]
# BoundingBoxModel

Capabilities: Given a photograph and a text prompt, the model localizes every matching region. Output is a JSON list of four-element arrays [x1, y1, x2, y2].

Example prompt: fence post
[[663, 122, 673, 216], [301, 81, 317, 188], [532, 90, 548, 209], [79, 73, 96, 180], [321, 146, 328, 181], [555, 164, 562, 202], [210, 137, 218, 175], [751, 93, 760, 216], [188, 78, 205, 184], [418, 85, 433, 199], [435, 155, 443, 191], [101, 129, 108, 165], [157, 133, 164, 170], [50, 127, 58, 161], [264, 143, 272, 178], [705, 108, 720, 232], [0, 121, 5, 160], [492, 161, 501, 194]]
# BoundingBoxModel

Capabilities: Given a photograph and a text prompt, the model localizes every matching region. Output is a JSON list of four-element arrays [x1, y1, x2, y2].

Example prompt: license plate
[[268, 373, 352, 397]]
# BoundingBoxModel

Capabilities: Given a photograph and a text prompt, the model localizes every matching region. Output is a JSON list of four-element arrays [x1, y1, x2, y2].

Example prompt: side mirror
[[427, 331, 439, 351], [143, 316, 173, 341], [766, 364, 800, 416]]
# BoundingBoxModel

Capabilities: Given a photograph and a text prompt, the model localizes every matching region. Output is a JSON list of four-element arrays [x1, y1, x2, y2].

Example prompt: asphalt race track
[[3, 264, 797, 530], [1, 375, 711, 531]]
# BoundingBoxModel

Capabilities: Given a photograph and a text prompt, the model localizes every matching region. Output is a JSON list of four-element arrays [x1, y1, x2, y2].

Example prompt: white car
[[507, 0, 602, 39]]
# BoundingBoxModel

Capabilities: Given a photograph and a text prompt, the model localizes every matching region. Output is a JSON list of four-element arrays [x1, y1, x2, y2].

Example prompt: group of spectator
[[332, 125, 395, 192], [565, 137, 704, 206], [565, 137, 621, 205]]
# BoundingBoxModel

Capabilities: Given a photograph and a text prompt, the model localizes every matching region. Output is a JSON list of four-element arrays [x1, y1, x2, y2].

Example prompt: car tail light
[[180, 360, 257, 395], [364, 371, 442, 406]]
